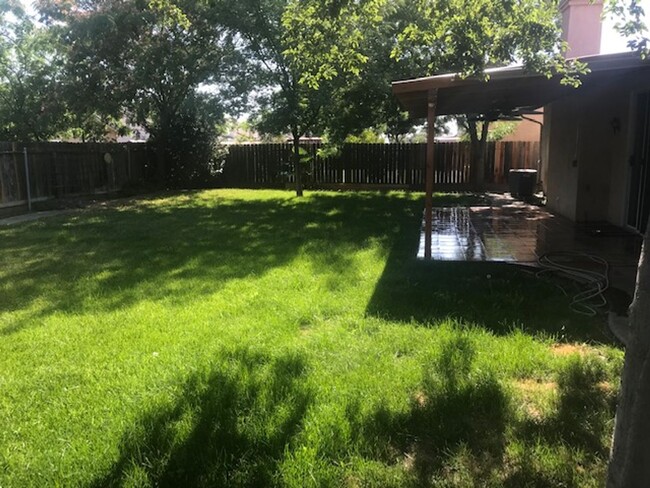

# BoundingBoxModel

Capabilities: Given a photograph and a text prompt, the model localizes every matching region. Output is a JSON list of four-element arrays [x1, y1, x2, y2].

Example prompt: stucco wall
[[545, 100, 581, 221], [501, 114, 543, 142], [544, 69, 649, 226], [560, 0, 603, 58], [606, 94, 634, 226], [574, 88, 619, 222]]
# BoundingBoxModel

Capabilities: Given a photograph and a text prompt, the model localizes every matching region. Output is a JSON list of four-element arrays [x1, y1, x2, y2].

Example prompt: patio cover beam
[[424, 89, 438, 259]]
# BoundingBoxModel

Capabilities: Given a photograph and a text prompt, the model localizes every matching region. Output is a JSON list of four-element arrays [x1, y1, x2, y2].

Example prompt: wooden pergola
[[391, 52, 648, 258]]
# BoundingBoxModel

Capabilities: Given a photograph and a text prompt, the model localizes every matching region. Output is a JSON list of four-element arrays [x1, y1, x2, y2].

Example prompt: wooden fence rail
[[0, 142, 152, 208], [221, 141, 540, 190]]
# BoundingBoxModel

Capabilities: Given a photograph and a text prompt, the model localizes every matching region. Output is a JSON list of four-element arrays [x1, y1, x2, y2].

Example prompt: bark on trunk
[[467, 119, 489, 190], [477, 121, 489, 188], [292, 132, 303, 197], [608, 215, 650, 487]]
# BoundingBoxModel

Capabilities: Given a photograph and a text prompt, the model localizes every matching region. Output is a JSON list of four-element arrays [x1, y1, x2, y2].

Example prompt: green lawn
[[0, 189, 622, 487]]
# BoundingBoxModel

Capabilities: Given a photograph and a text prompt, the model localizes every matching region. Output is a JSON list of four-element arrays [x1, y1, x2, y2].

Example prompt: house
[[500, 113, 542, 142], [542, 53, 650, 231], [392, 0, 650, 242]]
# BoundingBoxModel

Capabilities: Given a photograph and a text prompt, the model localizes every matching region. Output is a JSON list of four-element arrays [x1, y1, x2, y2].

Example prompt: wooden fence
[[221, 141, 540, 190], [0, 142, 152, 208], [0, 140, 540, 207]]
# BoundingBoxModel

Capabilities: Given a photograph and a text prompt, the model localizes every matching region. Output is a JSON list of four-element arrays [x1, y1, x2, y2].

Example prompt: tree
[[0, 3, 67, 141], [607, 218, 650, 486], [298, 0, 585, 181], [38, 0, 237, 182], [219, 0, 383, 196], [163, 92, 228, 188], [603, 2, 649, 485], [458, 116, 491, 188], [318, 0, 423, 144], [393, 0, 585, 80]]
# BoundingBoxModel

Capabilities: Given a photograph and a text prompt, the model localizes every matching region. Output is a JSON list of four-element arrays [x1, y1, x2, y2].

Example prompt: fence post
[[23, 147, 32, 212]]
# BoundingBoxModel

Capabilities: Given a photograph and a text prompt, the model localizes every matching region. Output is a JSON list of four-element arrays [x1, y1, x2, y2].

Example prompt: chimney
[[559, 0, 604, 58]]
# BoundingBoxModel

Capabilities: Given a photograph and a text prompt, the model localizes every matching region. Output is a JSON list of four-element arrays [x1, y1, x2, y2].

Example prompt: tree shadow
[[89, 347, 312, 487], [1, 191, 423, 336], [346, 335, 510, 486], [502, 355, 616, 487], [365, 216, 613, 343], [340, 337, 615, 486], [521, 358, 613, 449]]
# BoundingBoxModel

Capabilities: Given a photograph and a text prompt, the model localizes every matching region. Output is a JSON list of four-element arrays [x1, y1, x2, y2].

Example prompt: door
[[627, 91, 650, 233]]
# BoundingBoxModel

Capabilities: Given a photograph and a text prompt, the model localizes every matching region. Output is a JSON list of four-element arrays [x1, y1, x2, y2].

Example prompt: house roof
[[392, 51, 650, 118]]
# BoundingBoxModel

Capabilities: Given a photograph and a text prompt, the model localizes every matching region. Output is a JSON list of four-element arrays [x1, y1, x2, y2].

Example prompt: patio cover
[[391, 51, 650, 258], [392, 51, 650, 118]]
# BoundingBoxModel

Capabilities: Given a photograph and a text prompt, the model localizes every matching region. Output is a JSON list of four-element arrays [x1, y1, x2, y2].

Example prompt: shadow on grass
[[502, 356, 616, 487], [365, 217, 612, 343], [343, 337, 615, 486], [1, 190, 425, 335], [89, 347, 312, 487], [3, 188, 610, 342], [346, 335, 510, 485]]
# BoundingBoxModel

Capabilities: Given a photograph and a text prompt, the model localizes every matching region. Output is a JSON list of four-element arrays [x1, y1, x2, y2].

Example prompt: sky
[[601, 0, 650, 54]]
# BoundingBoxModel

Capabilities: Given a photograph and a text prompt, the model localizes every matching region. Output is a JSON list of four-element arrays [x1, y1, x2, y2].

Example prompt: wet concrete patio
[[418, 194, 643, 295]]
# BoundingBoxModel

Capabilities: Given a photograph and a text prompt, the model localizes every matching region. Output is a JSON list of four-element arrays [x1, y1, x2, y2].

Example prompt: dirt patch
[[597, 381, 615, 395], [513, 379, 557, 421], [403, 451, 416, 471], [514, 379, 556, 394], [0, 209, 78, 226], [551, 343, 590, 356], [413, 391, 427, 407]]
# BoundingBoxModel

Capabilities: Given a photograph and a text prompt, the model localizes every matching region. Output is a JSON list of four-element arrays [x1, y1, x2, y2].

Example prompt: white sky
[[601, 0, 650, 54]]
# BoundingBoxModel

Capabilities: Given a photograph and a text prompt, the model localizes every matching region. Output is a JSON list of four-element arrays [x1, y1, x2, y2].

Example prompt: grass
[[0, 189, 623, 487]]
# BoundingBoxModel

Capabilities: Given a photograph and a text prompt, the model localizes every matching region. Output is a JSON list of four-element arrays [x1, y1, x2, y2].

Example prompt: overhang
[[392, 51, 650, 118]]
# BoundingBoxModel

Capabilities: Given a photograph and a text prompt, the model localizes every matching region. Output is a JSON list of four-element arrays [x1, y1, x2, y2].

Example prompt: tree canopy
[[0, 0, 645, 175], [0, 2, 66, 141]]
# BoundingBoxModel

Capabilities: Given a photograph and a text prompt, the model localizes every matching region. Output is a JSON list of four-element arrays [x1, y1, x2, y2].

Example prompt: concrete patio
[[418, 194, 642, 296]]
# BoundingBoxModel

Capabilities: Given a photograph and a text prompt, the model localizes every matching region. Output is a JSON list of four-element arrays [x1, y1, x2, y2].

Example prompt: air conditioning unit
[[508, 169, 537, 200]]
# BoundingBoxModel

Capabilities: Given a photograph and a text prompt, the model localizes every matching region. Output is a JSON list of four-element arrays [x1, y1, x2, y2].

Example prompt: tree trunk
[[465, 119, 489, 190], [477, 121, 490, 188], [292, 131, 303, 197], [608, 215, 650, 487], [468, 120, 490, 190]]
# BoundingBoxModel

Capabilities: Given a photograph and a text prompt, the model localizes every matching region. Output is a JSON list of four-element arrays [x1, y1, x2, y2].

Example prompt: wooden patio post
[[424, 89, 438, 259]]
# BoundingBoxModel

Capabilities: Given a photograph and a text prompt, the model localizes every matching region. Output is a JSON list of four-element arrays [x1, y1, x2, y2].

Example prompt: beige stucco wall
[[544, 70, 649, 226], [501, 114, 543, 142], [545, 99, 581, 221]]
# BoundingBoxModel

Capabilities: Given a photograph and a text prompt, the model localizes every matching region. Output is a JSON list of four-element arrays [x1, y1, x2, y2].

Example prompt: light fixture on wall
[[610, 117, 621, 134]]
